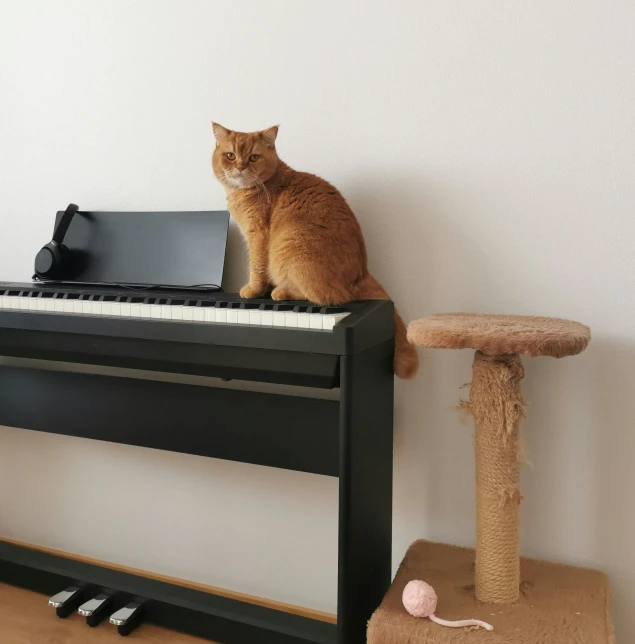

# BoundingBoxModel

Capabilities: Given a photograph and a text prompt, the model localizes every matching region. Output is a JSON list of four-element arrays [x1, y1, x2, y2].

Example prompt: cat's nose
[[236, 166, 245, 172]]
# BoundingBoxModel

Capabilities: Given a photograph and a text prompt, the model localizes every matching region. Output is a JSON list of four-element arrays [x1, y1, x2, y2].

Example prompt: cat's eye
[[249, 154, 260, 162], [225, 152, 235, 160]]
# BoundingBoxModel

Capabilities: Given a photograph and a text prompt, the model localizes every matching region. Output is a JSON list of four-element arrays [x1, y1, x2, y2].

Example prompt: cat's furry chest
[[226, 190, 271, 232]]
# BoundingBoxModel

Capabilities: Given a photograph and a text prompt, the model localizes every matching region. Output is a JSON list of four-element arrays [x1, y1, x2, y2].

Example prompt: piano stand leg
[[337, 340, 394, 644]]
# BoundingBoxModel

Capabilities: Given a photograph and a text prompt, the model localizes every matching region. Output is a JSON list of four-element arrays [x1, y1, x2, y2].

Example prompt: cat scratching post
[[368, 314, 615, 644]]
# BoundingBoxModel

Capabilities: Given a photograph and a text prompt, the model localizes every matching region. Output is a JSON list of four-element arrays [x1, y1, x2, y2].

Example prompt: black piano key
[[320, 307, 345, 314]]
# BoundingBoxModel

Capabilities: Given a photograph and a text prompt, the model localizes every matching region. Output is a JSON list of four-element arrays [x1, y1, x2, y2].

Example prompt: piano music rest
[[0, 287, 396, 644]]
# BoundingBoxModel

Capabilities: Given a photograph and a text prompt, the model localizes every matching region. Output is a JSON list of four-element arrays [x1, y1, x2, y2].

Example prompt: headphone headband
[[52, 203, 79, 244]]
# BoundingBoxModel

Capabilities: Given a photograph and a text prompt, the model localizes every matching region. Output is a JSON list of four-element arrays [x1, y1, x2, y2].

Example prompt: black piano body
[[0, 281, 395, 644]]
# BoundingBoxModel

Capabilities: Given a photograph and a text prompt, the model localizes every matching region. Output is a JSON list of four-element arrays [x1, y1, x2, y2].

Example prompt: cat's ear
[[212, 122, 230, 143], [261, 125, 279, 146]]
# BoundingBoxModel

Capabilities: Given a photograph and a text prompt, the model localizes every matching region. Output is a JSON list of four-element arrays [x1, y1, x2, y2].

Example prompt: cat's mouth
[[225, 172, 256, 189]]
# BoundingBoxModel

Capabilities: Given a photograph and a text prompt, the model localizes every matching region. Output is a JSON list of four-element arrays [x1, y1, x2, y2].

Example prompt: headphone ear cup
[[34, 241, 64, 278]]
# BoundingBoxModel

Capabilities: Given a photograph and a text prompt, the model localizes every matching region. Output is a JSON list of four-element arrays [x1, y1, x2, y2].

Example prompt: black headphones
[[34, 203, 79, 280]]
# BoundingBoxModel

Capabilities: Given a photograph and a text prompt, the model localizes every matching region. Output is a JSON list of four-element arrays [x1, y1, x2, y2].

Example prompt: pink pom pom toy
[[402, 580, 493, 631]]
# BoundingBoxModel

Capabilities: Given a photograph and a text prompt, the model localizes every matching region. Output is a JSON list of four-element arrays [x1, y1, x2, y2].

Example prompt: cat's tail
[[356, 274, 419, 379]]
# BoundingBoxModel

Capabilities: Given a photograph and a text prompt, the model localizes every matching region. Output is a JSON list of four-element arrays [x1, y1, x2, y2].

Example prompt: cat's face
[[212, 124, 279, 190]]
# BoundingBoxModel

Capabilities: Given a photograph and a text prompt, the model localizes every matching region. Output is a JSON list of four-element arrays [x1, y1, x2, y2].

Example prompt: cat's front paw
[[240, 283, 268, 299], [271, 285, 303, 301]]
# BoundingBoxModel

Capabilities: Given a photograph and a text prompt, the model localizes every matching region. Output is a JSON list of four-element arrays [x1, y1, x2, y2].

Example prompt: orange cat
[[211, 123, 419, 379]]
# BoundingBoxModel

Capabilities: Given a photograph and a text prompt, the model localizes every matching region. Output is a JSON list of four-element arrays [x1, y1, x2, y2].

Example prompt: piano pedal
[[109, 599, 146, 636], [47, 584, 90, 618], [77, 592, 115, 627]]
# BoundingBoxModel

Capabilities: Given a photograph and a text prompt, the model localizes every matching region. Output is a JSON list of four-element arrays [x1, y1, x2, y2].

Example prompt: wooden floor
[[0, 583, 213, 643]]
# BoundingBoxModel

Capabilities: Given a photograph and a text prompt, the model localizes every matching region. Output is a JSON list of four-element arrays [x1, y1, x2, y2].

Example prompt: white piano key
[[82, 300, 92, 314], [9, 296, 21, 309], [0, 296, 8, 309], [140, 304, 153, 318], [273, 311, 286, 327], [91, 300, 102, 315], [284, 312, 299, 328], [215, 308, 227, 323], [150, 305, 162, 319], [309, 314, 324, 330], [171, 306, 183, 321], [71, 300, 82, 314], [37, 297, 47, 312], [63, 299, 75, 314], [45, 298, 56, 312], [260, 310, 273, 326], [248, 310, 261, 326], [20, 296, 30, 310], [322, 311, 350, 331], [297, 313, 311, 329], [204, 308, 217, 323], [237, 310, 250, 325], [120, 302, 131, 317], [226, 308, 239, 324], [130, 303, 142, 317], [53, 299, 66, 313], [101, 301, 113, 316], [193, 308, 205, 322], [28, 297, 39, 311], [182, 307, 194, 321], [161, 305, 173, 320], [110, 302, 122, 317]]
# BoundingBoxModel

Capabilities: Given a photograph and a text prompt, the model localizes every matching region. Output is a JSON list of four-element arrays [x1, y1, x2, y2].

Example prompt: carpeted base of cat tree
[[368, 540, 614, 644]]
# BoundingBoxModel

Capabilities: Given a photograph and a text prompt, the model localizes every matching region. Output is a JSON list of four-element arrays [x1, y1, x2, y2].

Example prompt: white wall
[[1, 0, 634, 638]]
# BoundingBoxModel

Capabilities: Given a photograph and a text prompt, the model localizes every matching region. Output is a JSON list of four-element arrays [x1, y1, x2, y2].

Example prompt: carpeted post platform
[[368, 314, 614, 644], [368, 540, 614, 644]]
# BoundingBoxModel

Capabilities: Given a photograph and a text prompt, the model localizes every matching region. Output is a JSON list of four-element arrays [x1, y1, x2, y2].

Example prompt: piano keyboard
[[0, 289, 351, 331]]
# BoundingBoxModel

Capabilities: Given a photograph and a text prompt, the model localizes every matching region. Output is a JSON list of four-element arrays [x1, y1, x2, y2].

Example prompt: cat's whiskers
[[249, 173, 271, 205]]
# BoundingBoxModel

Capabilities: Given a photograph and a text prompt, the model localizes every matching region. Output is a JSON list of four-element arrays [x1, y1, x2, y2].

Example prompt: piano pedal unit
[[49, 586, 146, 635]]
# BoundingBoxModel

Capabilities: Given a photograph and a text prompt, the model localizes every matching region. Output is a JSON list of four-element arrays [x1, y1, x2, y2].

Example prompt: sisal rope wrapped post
[[468, 352, 524, 603], [407, 313, 591, 606]]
